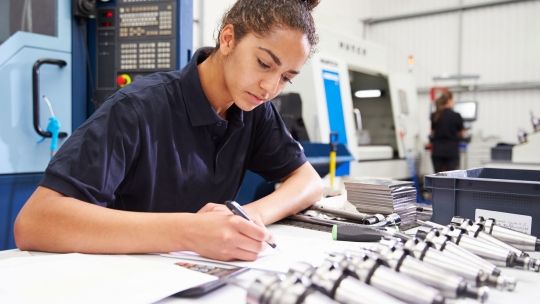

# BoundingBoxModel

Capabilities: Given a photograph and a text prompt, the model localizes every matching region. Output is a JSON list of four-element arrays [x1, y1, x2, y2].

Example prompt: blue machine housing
[[0, 1, 73, 250], [0, 0, 193, 250]]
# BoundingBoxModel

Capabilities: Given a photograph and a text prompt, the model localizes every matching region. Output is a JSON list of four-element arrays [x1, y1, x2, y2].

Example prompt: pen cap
[[225, 200, 249, 218]]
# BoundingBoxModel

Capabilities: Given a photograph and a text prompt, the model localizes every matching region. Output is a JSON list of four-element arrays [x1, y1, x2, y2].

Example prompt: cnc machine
[[285, 28, 421, 180], [0, 0, 192, 250]]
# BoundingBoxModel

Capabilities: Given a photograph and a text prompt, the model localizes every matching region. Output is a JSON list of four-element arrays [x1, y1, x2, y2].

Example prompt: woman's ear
[[218, 24, 235, 56]]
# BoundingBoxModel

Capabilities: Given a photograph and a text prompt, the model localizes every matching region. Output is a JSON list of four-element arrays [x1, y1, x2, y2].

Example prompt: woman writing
[[15, 0, 323, 261]]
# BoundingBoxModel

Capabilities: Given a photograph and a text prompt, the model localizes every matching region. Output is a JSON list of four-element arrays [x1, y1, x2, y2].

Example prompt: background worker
[[430, 91, 465, 173]]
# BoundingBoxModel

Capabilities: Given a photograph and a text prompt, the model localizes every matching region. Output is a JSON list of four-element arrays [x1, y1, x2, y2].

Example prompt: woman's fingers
[[188, 212, 270, 261], [244, 211, 276, 245], [232, 216, 268, 242], [196, 202, 220, 213]]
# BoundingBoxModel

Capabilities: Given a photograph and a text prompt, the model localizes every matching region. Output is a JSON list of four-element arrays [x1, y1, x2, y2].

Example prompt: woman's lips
[[247, 92, 264, 105]]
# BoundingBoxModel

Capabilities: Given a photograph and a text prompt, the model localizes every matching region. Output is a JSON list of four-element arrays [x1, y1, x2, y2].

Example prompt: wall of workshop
[[365, 0, 540, 151], [192, 0, 371, 49], [193, 0, 540, 168]]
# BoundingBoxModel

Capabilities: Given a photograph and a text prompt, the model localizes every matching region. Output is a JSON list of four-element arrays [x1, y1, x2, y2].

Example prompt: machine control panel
[[94, 0, 178, 105]]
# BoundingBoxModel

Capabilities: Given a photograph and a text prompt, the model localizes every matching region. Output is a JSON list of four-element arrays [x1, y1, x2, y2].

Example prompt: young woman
[[14, 0, 323, 261], [430, 91, 465, 173]]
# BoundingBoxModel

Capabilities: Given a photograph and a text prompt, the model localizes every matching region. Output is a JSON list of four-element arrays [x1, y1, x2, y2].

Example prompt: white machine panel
[[388, 73, 421, 157], [286, 29, 419, 179]]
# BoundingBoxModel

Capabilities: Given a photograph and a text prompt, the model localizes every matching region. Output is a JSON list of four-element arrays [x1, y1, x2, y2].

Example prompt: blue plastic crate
[[424, 168, 540, 236]]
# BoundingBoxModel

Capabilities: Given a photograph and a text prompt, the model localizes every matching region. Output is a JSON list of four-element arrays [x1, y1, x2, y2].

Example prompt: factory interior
[[1, 0, 540, 303]]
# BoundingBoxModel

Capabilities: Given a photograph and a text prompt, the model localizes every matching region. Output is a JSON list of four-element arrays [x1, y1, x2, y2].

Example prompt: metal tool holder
[[248, 215, 540, 303]]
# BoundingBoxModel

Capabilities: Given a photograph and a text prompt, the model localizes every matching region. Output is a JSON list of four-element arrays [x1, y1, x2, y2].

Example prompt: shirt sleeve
[[40, 95, 141, 206], [247, 103, 307, 181]]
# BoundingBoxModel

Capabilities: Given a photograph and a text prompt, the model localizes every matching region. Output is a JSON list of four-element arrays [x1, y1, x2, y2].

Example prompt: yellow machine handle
[[329, 150, 336, 188], [329, 132, 338, 189]]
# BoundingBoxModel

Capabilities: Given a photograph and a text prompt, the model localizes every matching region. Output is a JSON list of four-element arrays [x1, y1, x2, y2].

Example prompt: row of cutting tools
[[246, 216, 540, 304]]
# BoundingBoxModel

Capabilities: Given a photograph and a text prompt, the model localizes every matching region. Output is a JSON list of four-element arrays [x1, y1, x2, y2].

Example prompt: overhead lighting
[[354, 90, 382, 98]]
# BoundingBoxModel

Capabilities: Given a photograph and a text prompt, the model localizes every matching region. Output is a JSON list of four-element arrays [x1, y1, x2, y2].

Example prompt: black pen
[[225, 200, 277, 248]]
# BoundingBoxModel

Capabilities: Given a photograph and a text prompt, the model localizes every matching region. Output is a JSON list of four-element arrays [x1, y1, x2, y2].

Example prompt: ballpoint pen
[[225, 200, 277, 248]]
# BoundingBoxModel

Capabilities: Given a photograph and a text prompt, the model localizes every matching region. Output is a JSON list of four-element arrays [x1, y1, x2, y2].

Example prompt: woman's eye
[[257, 58, 270, 69], [281, 76, 292, 84]]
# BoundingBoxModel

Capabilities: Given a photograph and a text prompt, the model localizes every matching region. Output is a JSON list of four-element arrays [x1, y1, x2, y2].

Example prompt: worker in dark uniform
[[14, 0, 323, 261], [430, 91, 465, 173]]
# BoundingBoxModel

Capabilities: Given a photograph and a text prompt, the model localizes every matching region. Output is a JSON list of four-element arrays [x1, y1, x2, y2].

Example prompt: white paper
[[475, 209, 532, 234], [164, 233, 361, 273], [0, 253, 215, 304]]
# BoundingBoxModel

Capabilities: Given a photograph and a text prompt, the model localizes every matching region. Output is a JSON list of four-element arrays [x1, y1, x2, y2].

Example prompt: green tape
[[332, 225, 337, 240]]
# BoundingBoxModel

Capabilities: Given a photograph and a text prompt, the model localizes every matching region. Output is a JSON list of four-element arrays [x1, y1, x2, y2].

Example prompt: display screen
[[454, 101, 478, 121]]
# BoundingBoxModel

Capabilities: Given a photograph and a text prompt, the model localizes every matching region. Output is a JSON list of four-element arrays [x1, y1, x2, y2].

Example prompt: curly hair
[[215, 0, 320, 55]]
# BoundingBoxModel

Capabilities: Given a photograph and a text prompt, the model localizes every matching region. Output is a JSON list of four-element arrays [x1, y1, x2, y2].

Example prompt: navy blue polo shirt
[[41, 48, 306, 212]]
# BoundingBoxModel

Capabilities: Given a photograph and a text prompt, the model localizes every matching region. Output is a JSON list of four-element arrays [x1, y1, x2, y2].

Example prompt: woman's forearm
[[14, 187, 195, 253], [246, 162, 323, 224]]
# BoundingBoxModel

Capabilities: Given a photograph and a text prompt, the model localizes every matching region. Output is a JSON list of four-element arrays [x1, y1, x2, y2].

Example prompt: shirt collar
[[181, 47, 244, 128]]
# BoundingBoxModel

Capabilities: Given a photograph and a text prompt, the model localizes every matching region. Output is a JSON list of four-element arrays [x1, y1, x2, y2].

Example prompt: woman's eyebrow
[[258, 47, 281, 65], [258, 46, 300, 74]]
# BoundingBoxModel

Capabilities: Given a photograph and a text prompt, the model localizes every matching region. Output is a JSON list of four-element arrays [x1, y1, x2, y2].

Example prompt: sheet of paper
[[163, 233, 362, 273], [0, 253, 215, 303], [475, 208, 532, 234], [0, 249, 32, 260]]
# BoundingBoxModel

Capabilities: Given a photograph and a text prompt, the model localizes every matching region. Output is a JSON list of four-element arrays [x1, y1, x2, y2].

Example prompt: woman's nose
[[259, 75, 281, 99]]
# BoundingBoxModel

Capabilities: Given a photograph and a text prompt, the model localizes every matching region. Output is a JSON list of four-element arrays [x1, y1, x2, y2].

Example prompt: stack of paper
[[344, 178, 417, 227]]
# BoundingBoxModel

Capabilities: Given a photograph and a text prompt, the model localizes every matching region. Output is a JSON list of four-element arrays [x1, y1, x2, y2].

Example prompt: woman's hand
[[196, 202, 229, 214], [197, 202, 268, 227], [186, 202, 273, 261]]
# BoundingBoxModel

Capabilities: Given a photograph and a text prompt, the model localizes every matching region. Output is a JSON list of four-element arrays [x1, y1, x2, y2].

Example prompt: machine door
[[388, 73, 420, 158], [0, 0, 72, 250], [0, 0, 72, 174], [321, 69, 351, 175]]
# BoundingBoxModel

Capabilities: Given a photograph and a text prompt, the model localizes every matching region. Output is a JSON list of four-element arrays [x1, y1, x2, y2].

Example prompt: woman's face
[[221, 26, 310, 111]]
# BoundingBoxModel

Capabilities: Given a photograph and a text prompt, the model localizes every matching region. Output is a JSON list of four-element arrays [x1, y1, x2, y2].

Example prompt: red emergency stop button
[[116, 74, 132, 87]]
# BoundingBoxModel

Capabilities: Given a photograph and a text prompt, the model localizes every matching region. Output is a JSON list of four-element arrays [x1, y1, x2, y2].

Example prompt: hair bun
[[301, 0, 320, 11]]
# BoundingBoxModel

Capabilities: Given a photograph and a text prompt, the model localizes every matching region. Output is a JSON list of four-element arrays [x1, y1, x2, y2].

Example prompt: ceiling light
[[354, 90, 382, 98]]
